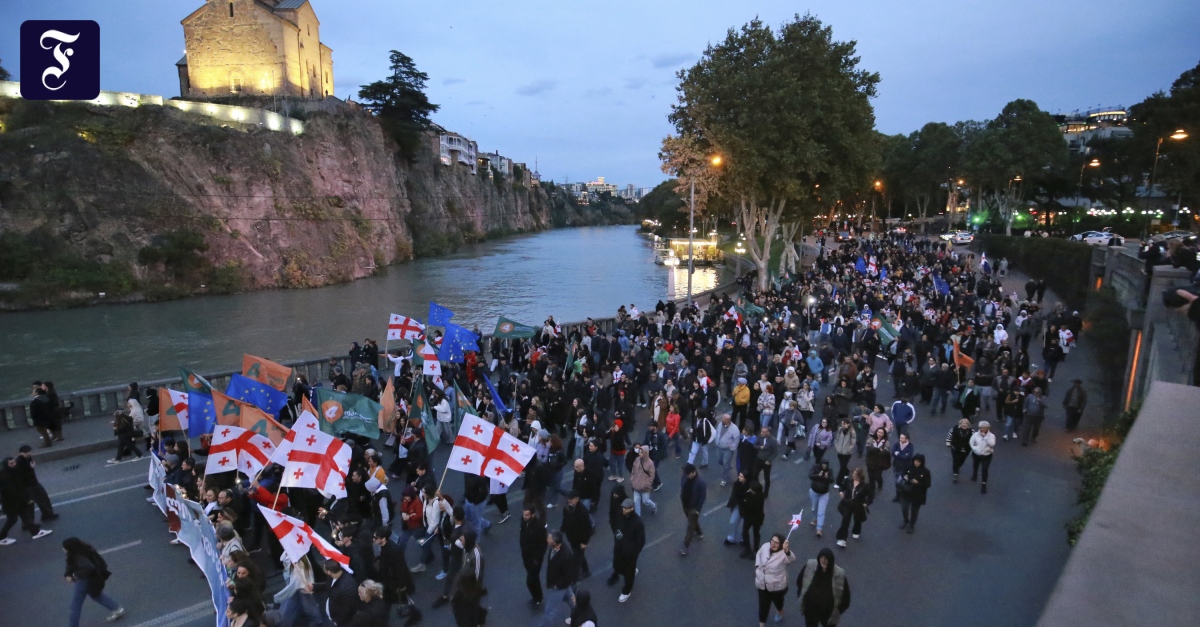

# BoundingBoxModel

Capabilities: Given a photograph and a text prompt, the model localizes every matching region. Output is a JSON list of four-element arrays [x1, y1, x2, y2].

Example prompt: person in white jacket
[[410, 486, 453, 574], [754, 534, 796, 626], [274, 554, 323, 626], [713, 413, 741, 487], [969, 421, 996, 495]]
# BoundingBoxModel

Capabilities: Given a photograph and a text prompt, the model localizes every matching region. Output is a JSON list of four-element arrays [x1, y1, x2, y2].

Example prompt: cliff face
[[0, 96, 584, 305]]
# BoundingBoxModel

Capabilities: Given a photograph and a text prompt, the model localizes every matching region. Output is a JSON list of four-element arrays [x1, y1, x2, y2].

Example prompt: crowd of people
[[9, 231, 1099, 627]]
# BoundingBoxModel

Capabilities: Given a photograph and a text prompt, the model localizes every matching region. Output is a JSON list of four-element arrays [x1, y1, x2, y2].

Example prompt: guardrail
[[1, 273, 741, 431]]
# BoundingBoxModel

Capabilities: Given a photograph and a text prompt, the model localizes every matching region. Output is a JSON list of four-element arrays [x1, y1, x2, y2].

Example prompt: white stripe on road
[[129, 601, 213, 627], [54, 483, 145, 507], [50, 475, 146, 498], [99, 540, 143, 554]]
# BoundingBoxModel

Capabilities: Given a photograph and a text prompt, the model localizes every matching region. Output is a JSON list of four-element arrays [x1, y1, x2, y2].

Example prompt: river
[[0, 226, 732, 401]]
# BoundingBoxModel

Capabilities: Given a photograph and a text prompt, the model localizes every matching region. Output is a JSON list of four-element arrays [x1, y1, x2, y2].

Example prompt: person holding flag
[[754, 533, 796, 627]]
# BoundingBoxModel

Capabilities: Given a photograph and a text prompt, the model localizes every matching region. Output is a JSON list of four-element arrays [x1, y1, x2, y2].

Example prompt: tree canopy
[[0, 57, 10, 82], [358, 51, 440, 159]]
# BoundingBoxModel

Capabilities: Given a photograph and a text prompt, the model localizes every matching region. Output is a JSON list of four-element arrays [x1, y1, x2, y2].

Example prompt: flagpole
[[436, 464, 451, 495]]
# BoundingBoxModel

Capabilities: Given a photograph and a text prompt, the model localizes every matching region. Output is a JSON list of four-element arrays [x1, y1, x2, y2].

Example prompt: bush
[[1066, 404, 1139, 546], [977, 235, 1093, 309], [0, 229, 137, 300]]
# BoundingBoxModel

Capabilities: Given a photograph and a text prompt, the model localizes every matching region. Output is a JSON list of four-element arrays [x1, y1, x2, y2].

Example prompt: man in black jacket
[[572, 457, 602, 513], [542, 529, 578, 625], [14, 446, 56, 521], [320, 560, 360, 626], [560, 491, 594, 579], [606, 498, 645, 603], [371, 527, 421, 625], [433, 505, 470, 607], [29, 385, 55, 449], [519, 506, 547, 608]]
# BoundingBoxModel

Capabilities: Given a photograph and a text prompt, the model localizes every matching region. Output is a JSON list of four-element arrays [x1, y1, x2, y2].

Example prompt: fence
[[0, 275, 739, 431]]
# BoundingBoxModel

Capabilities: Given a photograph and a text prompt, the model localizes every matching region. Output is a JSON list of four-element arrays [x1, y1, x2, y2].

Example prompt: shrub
[[1065, 404, 1139, 546], [977, 235, 1093, 310]]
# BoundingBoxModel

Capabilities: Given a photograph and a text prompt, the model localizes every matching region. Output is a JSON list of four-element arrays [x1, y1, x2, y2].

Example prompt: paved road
[[1, 267, 1102, 627]]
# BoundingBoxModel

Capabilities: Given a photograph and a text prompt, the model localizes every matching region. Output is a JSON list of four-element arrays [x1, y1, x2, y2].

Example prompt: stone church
[[177, 0, 334, 98]]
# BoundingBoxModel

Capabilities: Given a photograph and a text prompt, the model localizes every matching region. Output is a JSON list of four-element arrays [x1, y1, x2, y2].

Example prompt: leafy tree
[[900, 122, 961, 232], [0, 56, 10, 81], [358, 51, 440, 159], [1083, 136, 1143, 213], [962, 99, 1067, 234], [638, 180, 687, 232], [662, 14, 879, 290], [1129, 61, 1200, 209], [137, 230, 209, 283]]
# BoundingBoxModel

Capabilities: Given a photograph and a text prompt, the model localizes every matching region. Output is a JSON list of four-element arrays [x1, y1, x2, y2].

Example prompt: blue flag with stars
[[429, 302, 455, 328], [481, 371, 510, 417], [934, 274, 951, 296], [187, 391, 216, 438], [441, 323, 480, 363], [225, 374, 289, 416], [855, 256, 867, 274]]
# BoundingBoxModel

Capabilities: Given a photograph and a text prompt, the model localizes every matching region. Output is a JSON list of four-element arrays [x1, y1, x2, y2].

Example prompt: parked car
[[1070, 230, 1125, 246], [1151, 230, 1194, 243], [939, 231, 974, 244]]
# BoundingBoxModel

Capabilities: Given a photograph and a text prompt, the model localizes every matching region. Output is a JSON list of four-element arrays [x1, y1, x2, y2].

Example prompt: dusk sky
[[3, 0, 1197, 190]]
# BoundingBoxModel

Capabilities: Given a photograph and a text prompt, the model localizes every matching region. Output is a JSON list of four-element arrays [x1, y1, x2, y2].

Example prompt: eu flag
[[855, 257, 867, 275], [441, 323, 480, 363], [934, 275, 951, 296], [225, 374, 289, 416], [429, 302, 455, 328], [481, 372, 510, 417], [188, 391, 216, 438]]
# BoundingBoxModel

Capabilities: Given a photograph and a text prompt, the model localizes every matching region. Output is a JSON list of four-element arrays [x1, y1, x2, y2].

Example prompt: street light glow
[[1088, 159, 1100, 167], [1170, 129, 1189, 140], [710, 155, 723, 166]]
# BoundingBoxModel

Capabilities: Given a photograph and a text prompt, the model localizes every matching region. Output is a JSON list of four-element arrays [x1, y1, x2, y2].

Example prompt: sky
[[2, 0, 1197, 191]]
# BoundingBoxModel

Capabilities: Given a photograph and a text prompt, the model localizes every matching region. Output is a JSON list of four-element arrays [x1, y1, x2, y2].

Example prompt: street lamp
[[688, 154, 724, 307], [1147, 129, 1188, 200], [1076, 158, 1100, 205]]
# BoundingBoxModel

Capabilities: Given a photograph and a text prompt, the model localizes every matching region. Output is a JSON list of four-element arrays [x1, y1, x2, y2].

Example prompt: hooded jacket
[[900, 454, 932, 505], [797, 548, 851, 624]]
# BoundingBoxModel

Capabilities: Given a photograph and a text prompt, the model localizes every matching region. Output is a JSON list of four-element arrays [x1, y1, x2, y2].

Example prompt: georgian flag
[[268, 409, 321, 463], [258, 505, 352, 572], [446, 414, 536, 483], [205, 425, 275, 477], [276, 424, 351, 499], [387, 314, 425, 341], [420, 342, 442, 377]]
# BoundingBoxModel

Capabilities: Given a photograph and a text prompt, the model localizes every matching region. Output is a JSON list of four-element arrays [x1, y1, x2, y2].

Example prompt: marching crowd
[[1, 232, 1095, 627]]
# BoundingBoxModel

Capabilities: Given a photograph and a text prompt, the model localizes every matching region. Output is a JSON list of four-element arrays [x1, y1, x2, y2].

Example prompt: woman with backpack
[[63, 536, 125, 627]]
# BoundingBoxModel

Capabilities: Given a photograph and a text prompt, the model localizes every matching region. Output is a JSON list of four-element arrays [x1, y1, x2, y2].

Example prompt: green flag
[[411, 375, 439, 452], [453, 383, 477, 433], [180, 368, 212, 395], [314, 388, 382, 440], [494, 316, 538, 339], [872, 317, 899, 345]]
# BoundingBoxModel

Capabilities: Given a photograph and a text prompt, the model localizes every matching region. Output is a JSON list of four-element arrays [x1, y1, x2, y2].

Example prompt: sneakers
[[546, 503, 556, 509], [679, 547, 688, 556], [33, 529, 53, 540], [836, 539, 847, 548], [409, 563, 426, 573], [146, 497, 156, 503], [170, 539, 182, 545], [719, 481, 727, 487], [106, 607, 126, 622], [435, 571, 448, 580], [953, 473, 958, 483], [851, 534, 859, 539], [653, 484, 662, 492], [618, 592, 632, 603], [981, 483, 988, 494], [0, 538, 15, 546], [107, 459, 121, 465], [498, 513, 511, 524]]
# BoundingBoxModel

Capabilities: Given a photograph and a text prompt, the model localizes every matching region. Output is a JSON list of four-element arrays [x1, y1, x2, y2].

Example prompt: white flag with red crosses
[[446, 414, 536, 482], [258, 505, 352, 572], [387, 313, 425, 341], [275, 424, 351, 499], [205, 425, 275, 477]]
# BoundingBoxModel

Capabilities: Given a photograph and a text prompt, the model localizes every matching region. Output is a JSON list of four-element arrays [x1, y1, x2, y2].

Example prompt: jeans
[[633, 491, 656, 516], [279, 590, 323, 627], [609, 452, 626, 478], [931, 388, 949, 415], [538, 585, 575, 627], [463, 501, 491, 534], [437, 421, 455, 443], [1021, 414, 1044, 444], [726, 509, 742, 542], [688, 441, 710, 467], [715, 448, 735, 483], [668, 433, 684, 457], [1004, 414, 1018, 440], [808, 489, 829, 530], [971, 453, 992, 483], [69, 579, 119, 627]]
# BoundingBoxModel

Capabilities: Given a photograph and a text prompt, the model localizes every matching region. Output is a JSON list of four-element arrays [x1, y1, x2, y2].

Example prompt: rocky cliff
[[0, 97, 633, 308]]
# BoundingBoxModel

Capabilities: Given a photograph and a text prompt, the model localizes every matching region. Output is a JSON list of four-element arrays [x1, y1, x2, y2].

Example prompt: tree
[[902, 122, 961, 232], [962, 99, 1067, 235], [662, 14, 879, 290], [358, 51, 440, 159], [0, 56, 10, 81], [1129, 61, 1200, 210]]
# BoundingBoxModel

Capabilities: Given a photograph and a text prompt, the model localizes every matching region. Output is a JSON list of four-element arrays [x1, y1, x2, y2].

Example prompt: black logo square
[[20, 20, 101, 101]]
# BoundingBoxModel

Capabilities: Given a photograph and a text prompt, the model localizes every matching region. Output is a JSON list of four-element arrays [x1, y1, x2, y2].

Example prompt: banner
[[212, 390, 289, 445], [242, 355, 292, 391], [148, 455, 229, 627], [494, 316, 538, 339], [314, 388, 383, 440]]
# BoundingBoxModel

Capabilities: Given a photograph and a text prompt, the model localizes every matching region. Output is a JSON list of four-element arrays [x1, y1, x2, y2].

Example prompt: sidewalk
[[0, 415, 117, 461]]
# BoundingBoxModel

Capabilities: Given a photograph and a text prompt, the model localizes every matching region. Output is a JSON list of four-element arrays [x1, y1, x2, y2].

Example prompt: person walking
[[864, 428, 890, 496], [688, 412, 714, 468], [1062, 379, 1088, 432], [15, 445, 56, 521], [732, 378, 751, 429], [897, 454, 931, 534], [519, 507, 547, 609], [890, 397, 916, 437], [108, 410, 143, 465], [739, 481, 766, 559], [63, 537, 125, 626], [945, 419, 973, 483], [607, 498, 645, 603], [796, 547, 851, 626], [724, 471, 748, 547], [30, 384, 56, 448], [560, 491, 594, 579], [567, 588, 598, 627], [754, 426, 779, 498], [541, 530, 578, 626], [629, 445, 657, 516], [832, 418, 855, 488], [970, 420, 996, 494], [1021, 387, 1047, 446], [807, 459, 833, 539], [679, 463, 707, 556], [371, 527, 421, 626], [889, 433, 914, 503], [807, 418, 833, 466], [754, 534, 797, 626], [1002, 387, 1023, 442], [713, 413, 740, 487], [834, 468, 872, 549], [0, 456, 53, 545]]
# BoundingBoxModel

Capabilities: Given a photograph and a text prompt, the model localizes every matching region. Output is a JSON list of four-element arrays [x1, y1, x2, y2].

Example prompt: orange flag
[[212, 389, 288, 445], [243, 355, 293, 391], [158, 388, 189, 432], [952, 339, 976, 369], [380, 377, 396, 435]]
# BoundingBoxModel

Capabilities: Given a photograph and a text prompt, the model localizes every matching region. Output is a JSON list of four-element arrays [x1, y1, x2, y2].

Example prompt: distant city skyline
[[1, 0, 1197, 190]]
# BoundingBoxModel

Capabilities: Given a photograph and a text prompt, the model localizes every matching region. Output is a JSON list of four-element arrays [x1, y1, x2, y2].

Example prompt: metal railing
[[1, 275, 741, 430]]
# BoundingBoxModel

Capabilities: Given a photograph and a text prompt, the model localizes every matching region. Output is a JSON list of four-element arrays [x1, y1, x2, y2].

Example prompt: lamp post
[[687, 154, 723, 307], [1147, 129, 1189, 201], [1075, 158, 1101, 225]]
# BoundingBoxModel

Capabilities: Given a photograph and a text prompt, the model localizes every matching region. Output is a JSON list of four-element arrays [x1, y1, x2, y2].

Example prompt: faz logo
[[20, 20, 100, 100]]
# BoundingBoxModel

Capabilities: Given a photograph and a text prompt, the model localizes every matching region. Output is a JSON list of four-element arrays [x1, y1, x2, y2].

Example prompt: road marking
[[50, 475, 145, 498], [99, 540, 143, 554], [128, 601, 213, 627], [54, 483, 144, 506]]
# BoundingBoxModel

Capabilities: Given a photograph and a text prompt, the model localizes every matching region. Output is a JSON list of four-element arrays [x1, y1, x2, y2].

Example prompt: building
[[438, 131, 478, 175], [178, 0, 334, 98], [586, 176, 618, 198], [480, 151, 513, 177], [1056, 107, 1132, 154]]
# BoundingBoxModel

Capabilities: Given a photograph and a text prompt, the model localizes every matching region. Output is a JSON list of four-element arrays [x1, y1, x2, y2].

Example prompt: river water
[[0, 226, 731, 401]]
